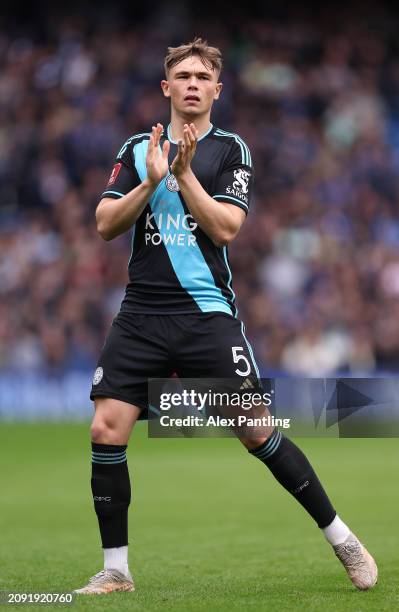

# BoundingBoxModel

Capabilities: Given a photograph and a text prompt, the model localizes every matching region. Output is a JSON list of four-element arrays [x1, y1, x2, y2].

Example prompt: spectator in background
[[1, 4, 399, 376]]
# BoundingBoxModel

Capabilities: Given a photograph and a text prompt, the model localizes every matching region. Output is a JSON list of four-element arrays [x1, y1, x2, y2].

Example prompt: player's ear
[[161, 79, 171, 98], [214, 81, 222, 100]]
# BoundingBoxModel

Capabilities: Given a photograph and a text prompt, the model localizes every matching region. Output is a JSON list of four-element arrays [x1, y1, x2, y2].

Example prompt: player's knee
[[90, 419, 118, 444], [91, 421, 106, 442], [239, 435, 268, 451]]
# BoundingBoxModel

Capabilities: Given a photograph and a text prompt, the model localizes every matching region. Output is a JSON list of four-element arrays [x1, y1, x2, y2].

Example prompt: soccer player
[[74, 38, 377, 595]]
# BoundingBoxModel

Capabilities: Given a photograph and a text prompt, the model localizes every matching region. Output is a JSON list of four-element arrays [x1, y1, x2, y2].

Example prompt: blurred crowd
[[1, 4, 399, 376]]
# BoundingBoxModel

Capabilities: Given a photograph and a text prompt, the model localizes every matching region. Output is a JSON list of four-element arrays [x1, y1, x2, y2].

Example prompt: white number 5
[[232, 346, 251, 376]]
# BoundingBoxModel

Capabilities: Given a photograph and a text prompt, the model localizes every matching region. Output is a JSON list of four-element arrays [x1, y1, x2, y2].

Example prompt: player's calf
[[91, 443, 131, 549], [248, 429, 336, 528], [247, 429, 378, 589], [74, 441, 133, 595]]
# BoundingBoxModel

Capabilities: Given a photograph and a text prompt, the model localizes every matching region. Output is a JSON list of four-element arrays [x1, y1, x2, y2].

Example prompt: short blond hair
[[164, 37, 223, 76]]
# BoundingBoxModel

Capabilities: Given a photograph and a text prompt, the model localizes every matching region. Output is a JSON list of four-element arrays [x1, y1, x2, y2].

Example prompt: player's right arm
[[96, 124, 170, 240]]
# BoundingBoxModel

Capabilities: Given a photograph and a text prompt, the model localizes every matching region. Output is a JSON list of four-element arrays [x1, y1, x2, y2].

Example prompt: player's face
[[161, 56, 222, 117]]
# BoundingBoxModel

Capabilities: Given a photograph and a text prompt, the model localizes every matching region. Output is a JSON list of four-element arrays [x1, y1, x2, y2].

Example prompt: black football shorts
[[90, 311, 261, 415]]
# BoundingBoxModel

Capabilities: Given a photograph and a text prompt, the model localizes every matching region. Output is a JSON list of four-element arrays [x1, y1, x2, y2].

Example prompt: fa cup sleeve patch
[[107, 162, 122, 186]]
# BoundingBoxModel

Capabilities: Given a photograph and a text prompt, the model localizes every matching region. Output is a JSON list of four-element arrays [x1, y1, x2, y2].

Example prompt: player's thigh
[[90, 313, 173, 414], [175, 313, 272, 447], [91, 397, 141, 445], [176, 313, 260, 380]]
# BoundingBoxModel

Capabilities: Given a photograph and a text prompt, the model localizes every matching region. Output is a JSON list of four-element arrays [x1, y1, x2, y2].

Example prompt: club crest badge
[[166, 173, 180, 192], [93, 367, 103, 385]]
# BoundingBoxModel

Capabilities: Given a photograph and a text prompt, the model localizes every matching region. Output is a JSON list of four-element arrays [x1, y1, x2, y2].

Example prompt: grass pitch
[[0, 423, 398, 611]]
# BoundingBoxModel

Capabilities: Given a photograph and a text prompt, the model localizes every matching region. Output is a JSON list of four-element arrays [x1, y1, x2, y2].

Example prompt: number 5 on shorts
[[232, 346, 251, 376]]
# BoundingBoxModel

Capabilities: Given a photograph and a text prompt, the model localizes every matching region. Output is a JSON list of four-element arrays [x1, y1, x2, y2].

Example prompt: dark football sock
[[91, 443, 131, 548], [249, 430, 336, 528]]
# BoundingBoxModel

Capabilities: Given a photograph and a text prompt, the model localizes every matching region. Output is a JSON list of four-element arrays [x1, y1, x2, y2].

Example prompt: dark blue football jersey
[[101, 124, 254, 315]]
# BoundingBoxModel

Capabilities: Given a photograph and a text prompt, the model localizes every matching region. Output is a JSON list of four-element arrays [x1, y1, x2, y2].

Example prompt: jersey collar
[[167, 123, 213, 144]]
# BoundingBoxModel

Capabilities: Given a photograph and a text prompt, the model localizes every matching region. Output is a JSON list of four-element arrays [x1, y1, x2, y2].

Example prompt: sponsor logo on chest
[[144, 212, 197, 247]]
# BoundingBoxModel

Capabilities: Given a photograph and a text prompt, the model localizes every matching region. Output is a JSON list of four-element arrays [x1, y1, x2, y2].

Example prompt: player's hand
[[171, 123, 198, 178], [145, 123, 170, 187]]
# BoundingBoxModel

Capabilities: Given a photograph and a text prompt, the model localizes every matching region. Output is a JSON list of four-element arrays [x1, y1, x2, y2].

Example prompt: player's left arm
[[171, 124, 247, 247]]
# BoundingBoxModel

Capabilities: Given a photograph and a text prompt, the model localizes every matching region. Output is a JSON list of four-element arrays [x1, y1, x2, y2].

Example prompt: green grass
[[0, 423, 398, 611]]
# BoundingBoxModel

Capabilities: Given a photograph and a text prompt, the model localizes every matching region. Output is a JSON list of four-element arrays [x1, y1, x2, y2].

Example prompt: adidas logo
[[240, 378, 255, 390]]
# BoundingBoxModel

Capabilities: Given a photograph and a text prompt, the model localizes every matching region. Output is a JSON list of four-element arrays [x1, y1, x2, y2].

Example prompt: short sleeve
[[101, 137, 141, 199], [212, 139, 254, 214]]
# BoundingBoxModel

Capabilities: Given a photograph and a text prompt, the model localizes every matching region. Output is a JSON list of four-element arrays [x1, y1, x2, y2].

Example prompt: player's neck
[[168, 113, 212, 142]]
